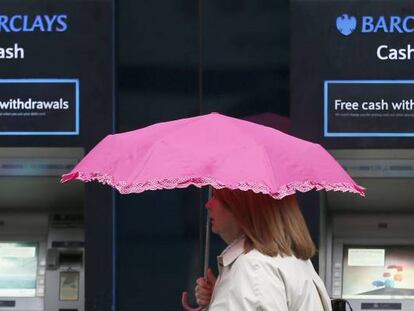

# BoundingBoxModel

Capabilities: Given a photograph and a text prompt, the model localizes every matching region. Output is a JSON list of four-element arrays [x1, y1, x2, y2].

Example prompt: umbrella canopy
[[62, 112, 365, 198]]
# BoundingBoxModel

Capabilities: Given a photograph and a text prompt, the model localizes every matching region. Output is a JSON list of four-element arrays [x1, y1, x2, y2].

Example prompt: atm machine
[[321, 150, 414, 311], [0, 213, 84, 311], [0, 148, 85, 311]]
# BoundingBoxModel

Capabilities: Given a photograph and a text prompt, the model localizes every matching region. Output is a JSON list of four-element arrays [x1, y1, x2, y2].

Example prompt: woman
[[195, 188, 332, 311]]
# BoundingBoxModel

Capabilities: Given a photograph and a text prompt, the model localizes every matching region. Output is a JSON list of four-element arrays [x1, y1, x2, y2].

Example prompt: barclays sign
[[336, 14, 357, 36], [0, 14, 68, 32], [336, 14, 414, 36]]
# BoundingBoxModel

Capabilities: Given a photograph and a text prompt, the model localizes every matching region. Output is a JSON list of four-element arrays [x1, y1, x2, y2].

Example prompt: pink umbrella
[[62, 112, 364, 198], [61, 112, 365, 310]]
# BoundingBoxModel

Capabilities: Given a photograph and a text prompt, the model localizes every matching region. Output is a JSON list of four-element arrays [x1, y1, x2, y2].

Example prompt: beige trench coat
[[207, 237, 332, 311]]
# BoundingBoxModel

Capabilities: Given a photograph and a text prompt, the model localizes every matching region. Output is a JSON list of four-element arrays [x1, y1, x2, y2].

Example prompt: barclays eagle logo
[[336, 14, 357, 36]]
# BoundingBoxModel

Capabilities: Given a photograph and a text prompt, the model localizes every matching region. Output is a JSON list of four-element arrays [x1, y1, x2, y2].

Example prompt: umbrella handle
[[182, 188, 212, 311], [181, 291, 204, 311]]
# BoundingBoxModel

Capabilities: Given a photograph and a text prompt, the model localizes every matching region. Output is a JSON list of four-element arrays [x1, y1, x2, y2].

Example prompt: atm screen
[[342, 245, 414, 299], [0, 242, 38, 297]]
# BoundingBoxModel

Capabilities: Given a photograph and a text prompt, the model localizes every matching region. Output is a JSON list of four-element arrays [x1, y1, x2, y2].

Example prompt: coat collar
[[218, 235, 246, 268]]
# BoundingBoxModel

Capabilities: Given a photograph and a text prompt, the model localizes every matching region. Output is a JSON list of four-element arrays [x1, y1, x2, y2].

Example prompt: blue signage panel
[[324, 80, 414, 137], [0, 1, 113, 143], [291, 0, 414, 148], [0, 79, 79, 135]]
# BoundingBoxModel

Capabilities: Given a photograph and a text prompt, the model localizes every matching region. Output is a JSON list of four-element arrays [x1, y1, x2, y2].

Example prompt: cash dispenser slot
[[59, 251, 83, 267], [47, 249, 83, 270]]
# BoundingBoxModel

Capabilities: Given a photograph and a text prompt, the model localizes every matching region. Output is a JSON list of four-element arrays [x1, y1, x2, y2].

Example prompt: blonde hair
[[214, 188, 316, 259]]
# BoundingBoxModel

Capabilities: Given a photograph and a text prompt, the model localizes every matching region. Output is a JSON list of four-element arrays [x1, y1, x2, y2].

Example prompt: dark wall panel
[[117, 0, 291, 310]]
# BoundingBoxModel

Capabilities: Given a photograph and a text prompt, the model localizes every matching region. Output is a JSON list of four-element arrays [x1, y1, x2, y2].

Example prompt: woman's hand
[[195, 268, 217, 307]]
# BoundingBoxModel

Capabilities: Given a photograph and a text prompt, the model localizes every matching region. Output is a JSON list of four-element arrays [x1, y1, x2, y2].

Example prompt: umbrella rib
[[227, 117, 279, 194], [125, 116, 209, 185]]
